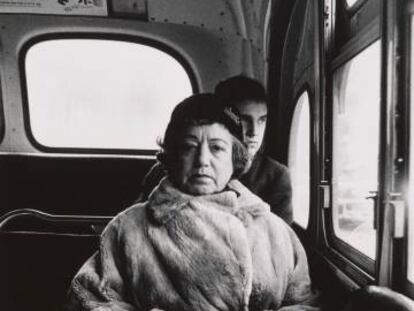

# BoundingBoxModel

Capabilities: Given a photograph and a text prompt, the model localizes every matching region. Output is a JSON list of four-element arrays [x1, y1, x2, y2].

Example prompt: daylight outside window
[[332, 41, 380, 259], [25, 39, 192, 150], [288, 91, 310, 228]]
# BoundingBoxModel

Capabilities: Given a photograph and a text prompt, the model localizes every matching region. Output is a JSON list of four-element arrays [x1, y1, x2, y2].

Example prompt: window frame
[[0, 86, 4, 145], [19, 33, 197, 155], [334, 0, 380, 55], [399, 0, 414, 298], [408, 10, 414, 297], [324, 11, 381, 279]]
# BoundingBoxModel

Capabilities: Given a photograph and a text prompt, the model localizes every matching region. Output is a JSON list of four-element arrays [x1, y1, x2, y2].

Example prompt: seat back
[[0, 210, 110, 311], [342, 285, 414, 311]]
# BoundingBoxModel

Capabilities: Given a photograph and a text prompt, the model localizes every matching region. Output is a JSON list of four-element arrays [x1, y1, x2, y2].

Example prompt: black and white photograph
[[1, 0, 414, 310]]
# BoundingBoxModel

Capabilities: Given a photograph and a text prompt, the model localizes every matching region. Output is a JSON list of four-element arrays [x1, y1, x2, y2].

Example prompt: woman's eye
[[181, 143, 197, 152], [210, 144, 225, 153]]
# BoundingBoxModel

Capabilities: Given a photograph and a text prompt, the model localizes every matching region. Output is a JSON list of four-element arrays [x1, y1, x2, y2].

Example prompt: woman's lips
[[191, 173, 213, 181]]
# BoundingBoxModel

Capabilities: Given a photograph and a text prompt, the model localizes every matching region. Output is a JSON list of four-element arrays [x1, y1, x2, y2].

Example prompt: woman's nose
[[196, 143, 211, 166]]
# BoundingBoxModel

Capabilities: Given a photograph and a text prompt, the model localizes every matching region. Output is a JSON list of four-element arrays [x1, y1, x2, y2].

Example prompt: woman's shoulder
[[264, 212, 307, 256], [263, 212, 294, 234], [228, 179, 292, 232], [102, 202, 148, 236], [228, 180, 294, 231], [228, 179, 270, 214]]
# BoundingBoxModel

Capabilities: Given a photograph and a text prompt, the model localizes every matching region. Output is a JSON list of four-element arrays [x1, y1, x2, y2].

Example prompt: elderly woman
[[66, 93, 319, 311]]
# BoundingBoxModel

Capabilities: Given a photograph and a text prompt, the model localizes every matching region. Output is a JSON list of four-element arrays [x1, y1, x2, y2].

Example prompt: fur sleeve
[[261, 214, 320, 311], [278, 226, 320, 311], [65, 215, 138, 311]]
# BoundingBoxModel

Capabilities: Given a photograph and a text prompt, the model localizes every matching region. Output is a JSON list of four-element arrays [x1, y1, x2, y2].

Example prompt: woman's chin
[[183, 180, 223, 195], [186, 185, 215, 195]]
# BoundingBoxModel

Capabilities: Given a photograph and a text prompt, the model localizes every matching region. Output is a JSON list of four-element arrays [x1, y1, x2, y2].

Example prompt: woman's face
[[174, 123, 234, 195]]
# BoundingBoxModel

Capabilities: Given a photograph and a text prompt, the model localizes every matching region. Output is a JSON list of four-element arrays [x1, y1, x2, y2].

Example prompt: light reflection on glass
[[346, 0, 360, 8], [289, 91, 310, 228]]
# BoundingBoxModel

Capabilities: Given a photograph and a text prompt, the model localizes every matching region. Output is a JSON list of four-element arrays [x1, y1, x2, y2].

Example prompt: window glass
[[346, 0, 360, 8], [408, 18, 414, 283], [288, 91, 310, 228], [332, 41, 380, 259], [25, 39, 192, 150]]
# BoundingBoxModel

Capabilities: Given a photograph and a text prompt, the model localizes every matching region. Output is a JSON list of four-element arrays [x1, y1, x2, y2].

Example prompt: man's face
[[235, 100, 268, 160]]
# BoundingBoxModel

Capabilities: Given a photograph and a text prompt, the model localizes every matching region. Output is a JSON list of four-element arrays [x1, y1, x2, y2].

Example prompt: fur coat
[[66, 178, 319, 311], [136, 153, 293, 225]]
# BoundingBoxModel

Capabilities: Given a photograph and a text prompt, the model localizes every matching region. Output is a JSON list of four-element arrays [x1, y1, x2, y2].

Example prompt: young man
[[137, 75, 293, 224], [215, 75, 292, 224]]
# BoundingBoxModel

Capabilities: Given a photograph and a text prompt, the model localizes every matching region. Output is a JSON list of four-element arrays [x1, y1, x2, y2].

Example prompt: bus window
[[332, 40, 380, 259], [288, 90, 310, 228], [24, 39, 192, 151]]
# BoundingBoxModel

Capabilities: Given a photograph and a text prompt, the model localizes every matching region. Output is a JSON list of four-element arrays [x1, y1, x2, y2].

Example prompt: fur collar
[[147, 178, 270, 225]]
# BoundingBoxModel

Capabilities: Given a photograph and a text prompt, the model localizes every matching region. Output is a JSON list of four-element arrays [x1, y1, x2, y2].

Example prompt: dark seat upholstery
[[342, 285, 414, 311], [0, 231, 100, 311]]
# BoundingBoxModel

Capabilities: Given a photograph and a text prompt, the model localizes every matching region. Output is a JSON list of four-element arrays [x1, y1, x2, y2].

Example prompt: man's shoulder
[[254, 153, 289, 175]]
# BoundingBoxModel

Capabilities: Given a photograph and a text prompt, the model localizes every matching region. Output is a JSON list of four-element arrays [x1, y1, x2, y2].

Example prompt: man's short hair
[[214, 75, 267, 107]]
